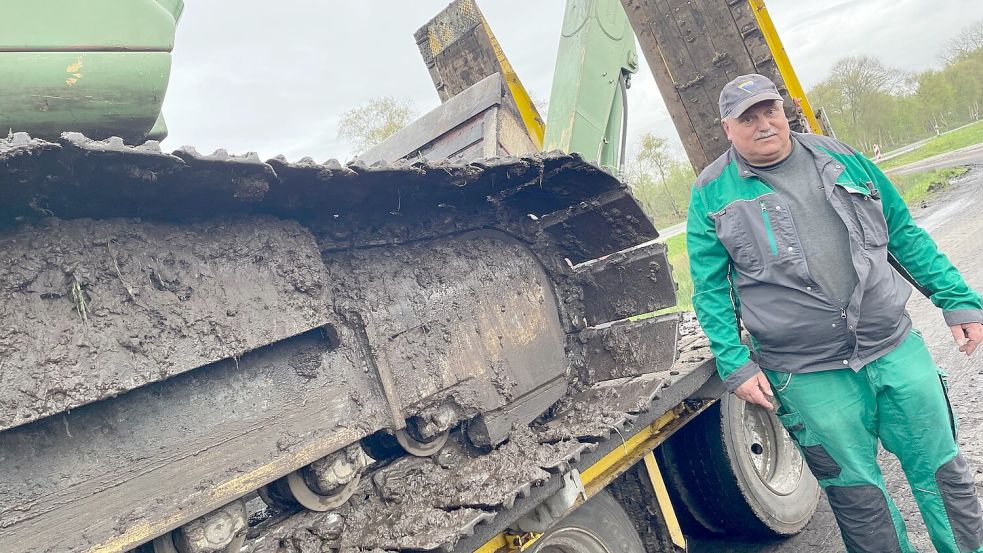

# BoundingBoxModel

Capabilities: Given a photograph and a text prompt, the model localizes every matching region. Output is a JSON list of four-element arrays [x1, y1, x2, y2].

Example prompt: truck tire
[[527, 492, 646, 553], [656, 394, 819, 537]]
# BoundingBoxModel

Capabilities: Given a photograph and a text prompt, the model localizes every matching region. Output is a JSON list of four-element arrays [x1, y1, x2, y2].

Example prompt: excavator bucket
[[414, 0, 544, 151]]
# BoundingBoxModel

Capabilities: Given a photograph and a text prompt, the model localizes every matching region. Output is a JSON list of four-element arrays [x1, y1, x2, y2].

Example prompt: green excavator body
[[0, 0, 182, 142]]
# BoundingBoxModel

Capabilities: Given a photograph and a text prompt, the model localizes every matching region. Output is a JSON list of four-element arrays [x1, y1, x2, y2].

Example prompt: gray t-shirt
[[753, 140, 858, 305]]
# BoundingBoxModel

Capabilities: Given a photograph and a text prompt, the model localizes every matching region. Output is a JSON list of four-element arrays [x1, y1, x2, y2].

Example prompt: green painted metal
[[543, 0, 638, 176], [0, 52, 173, 143], [148, 111, 170, 142], [0, 0, 182, 142], [0, 1, 181, 51]]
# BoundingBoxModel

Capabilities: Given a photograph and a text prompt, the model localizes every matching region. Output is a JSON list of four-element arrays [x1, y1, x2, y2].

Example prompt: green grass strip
[[879, 120, 983, 170]]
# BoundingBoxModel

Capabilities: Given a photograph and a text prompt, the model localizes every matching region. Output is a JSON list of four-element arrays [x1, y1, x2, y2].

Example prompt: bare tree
[[634, 133, 682, 218], [825, 56, 904, 149], [337, 96, 417, 155], [941, 20, 983, 64], [830, 57, 901, 122]]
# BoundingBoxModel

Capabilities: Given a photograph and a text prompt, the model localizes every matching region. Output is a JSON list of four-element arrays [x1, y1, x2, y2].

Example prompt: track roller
[[149, 500, 247, 553], [259, 445, 372, 512], [395, 427, 449, 456], [393, 410, 454, 456]]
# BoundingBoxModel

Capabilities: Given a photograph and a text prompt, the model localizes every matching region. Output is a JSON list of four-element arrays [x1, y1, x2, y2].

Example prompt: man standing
[[686, 73, 983, 552]]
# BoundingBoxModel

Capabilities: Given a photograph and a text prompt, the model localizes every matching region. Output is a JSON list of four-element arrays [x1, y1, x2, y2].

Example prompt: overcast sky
[[161, 0, 983, 162]]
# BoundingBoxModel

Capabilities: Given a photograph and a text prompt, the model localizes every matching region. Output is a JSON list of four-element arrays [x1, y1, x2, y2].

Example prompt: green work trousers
[[764, 329, 983, 553]]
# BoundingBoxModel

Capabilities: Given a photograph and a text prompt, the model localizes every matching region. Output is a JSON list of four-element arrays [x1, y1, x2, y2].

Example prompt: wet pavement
[[690, 163, 983, 552], [886, 142, 983, 175]]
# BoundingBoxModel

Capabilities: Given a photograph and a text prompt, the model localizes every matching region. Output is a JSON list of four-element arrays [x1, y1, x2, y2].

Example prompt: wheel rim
[[535, 527, 614, 553], [739, 401, 804, 496], [285, 468, 361, 511]]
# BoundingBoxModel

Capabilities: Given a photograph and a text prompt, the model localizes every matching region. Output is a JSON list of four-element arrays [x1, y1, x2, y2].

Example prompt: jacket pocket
[[714, 204, 765, 272], [836, 180, 889, 249]]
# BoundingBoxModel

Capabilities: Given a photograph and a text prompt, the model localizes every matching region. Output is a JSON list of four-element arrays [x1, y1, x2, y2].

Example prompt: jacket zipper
[[760, 202, 779, 256]]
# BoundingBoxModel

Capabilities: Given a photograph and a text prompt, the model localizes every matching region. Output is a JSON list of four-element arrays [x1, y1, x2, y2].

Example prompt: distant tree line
[[808, 20, 983, 154]]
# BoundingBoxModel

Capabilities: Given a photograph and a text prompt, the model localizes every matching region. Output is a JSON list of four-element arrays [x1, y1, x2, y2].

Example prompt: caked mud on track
[[0, 133, 679, 552]]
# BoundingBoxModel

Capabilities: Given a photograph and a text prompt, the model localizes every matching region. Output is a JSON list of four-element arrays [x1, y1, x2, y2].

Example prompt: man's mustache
[[754, 130, 777, 140]]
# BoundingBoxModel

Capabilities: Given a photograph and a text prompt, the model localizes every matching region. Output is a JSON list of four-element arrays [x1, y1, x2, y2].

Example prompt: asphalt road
[[689, 160, 983, 552]]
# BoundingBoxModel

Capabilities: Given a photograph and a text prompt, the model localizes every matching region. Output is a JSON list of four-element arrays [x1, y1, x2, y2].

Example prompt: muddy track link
[[244, 324, 715, 553], [0, 132, 691, 553]]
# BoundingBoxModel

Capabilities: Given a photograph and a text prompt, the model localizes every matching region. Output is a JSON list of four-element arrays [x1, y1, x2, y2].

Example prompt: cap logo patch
[[737, 80, 756, 93]]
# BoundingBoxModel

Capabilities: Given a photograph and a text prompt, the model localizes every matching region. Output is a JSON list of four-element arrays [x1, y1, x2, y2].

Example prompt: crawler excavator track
[[0, 132, 697, 553]]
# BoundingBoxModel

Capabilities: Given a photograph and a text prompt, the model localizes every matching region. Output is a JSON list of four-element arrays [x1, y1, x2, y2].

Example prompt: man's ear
[[721, 118, 732, 140]]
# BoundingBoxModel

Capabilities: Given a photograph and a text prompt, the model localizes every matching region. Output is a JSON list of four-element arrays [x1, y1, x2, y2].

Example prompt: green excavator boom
[[543, 0, 638, 175]]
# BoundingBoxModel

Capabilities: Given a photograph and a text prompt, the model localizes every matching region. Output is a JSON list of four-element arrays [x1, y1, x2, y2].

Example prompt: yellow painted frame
[[478, 19, 546, 149], [748, 0, 823, 135], [473, 400, 715, 553]]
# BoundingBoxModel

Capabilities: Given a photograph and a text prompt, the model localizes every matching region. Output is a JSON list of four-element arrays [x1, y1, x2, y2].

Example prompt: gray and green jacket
[[686, 132, 983, 391]]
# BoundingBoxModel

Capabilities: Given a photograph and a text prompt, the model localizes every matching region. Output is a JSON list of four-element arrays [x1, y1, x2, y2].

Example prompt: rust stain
[[65, 56, 84, 86]]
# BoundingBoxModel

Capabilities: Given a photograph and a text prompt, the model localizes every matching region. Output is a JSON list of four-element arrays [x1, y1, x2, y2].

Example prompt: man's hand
[[950, 322, 983, 355], [734, 372, 775, 410]]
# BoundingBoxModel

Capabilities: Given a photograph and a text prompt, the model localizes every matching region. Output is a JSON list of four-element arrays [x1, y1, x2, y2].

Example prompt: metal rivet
[[806, 286, 812, 291], [832, 323, 837, 327], [776, 205, 782, 211], [842, 360, 849, 365], [787, 246, 794, 252]]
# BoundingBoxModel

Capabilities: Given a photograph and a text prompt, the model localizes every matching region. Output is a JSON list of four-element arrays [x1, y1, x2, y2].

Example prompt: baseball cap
[[718, 74, 783, 120]]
